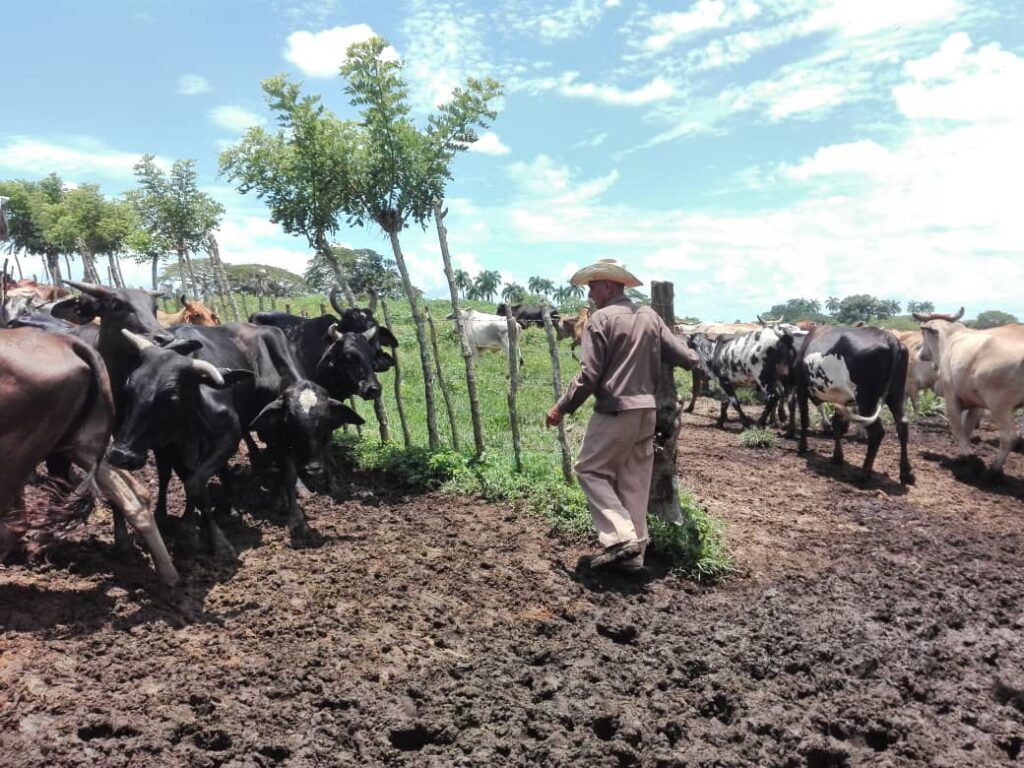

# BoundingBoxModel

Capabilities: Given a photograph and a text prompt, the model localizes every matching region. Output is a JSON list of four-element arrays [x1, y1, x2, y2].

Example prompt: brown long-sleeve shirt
[[557, 296, 698, 415]]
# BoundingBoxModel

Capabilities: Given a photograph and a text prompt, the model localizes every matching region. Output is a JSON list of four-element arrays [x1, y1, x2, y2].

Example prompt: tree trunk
[[386, 228, 439, 451], [108, 254, 124, 288], [425, 305, 459, 450], [63, 253, 74, 283], [151, 254, 160, 290], [380, 297, 411, 447], [13, 254, 23, 280], [504, 312, 523, 473], [315, 232, 356, 307], [541, 307, 574, 483], [204, 234, 241, 322], [182, 250, 199, 299], [432, 200, 485, 456], [648, 281, 686, 525], [177, 249, 188, 296]]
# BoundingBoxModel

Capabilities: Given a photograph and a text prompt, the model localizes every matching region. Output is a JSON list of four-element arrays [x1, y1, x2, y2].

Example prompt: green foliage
[[304, 246, 402, 298], [739, 428, 776, 449], [528, 276, 555, 297], [906, 300, 935, 314], [160, 260, 307, 297], [648, 498, 732, 580], [0, 175, 66, 258], [970, 310, 1018, 329], [833, 294, 902, 324], [501, 282, 526, 303], [765, 298, 829, 324], [132, 155, 223, 259], [915, 390, 946, 418], [470, 269, 501, 301]]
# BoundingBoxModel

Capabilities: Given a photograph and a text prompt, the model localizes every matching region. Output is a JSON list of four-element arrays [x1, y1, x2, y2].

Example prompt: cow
[[4, 278, 71, 303], [794, 325, 914, 485], [158, 295, 221, 328], [110, 324, 363, 548], [914, 308, 1024, 478], [0, 327, 178, 585], [675, 322, 760, 412], [447, 308, 524, 366], [888, 330, 939, 415], [560, 307, 591, 360], [686, 327, 797, 429], [496, 303, 560, 330]]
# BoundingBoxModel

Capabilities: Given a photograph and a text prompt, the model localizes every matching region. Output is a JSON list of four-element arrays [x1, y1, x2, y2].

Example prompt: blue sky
[[2, 0, 1022, 321]]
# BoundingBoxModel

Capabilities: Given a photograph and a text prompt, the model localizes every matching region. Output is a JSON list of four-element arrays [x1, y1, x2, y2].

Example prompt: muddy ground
[[1, 405, 1023, 767]]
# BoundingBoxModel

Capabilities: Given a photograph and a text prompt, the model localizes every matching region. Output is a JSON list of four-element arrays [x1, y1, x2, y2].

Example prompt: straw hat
[[568, 258, 643, 288]]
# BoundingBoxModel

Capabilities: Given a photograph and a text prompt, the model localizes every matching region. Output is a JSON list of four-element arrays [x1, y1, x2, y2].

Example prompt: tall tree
[[338, 36, 501, 451], [219, 75, 361, 305], [527, 275, 554, 297], [453, 268, 471, 298], [473, 269, 501, 301], [907, 300, 934, 314], [0, 175, 69, 286], [826, 296, 841, 314], [501, 282, 526, 303], [131, 156, 223, 297], [971, 310, 1017, 329]]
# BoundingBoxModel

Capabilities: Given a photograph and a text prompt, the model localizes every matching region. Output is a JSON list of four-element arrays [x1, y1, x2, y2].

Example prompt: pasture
[[2, 297, 1024, 767]]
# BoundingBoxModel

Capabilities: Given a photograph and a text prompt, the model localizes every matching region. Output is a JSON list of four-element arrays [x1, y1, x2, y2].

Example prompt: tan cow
[[157, 295, 221, 328], [562, 307, 591, 360], [888, 330, 940, 415], [915, 308, 1024, 477]]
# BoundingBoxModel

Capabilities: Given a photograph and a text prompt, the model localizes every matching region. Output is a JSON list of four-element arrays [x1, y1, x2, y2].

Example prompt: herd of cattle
[[1, 273, 1022, 587]]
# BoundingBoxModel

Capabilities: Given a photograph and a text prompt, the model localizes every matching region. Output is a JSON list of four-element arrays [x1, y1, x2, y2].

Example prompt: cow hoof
[[984, 467, 1005, 484], [831, 455, 844, 466], [900, 470, 916, 485], [798, 443, 809, 454]]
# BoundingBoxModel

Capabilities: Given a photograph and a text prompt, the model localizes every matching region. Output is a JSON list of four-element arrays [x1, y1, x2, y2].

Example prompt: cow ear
[[221, 369, 255, 387], [250, 398, 284, 435], [375, 351, 396, 370], [377, 327, 399, 348], [51, 296, 97, 324], [164, 338, 203, 356], [328, 399, 364, 428], [179, 295, 188, 308]]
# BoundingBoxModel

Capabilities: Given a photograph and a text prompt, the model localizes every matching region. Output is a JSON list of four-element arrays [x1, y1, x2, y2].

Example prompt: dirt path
[[1, 405, 1022, 767]]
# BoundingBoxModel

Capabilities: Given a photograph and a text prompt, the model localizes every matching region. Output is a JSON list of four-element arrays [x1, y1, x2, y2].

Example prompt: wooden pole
[[380, 297, 411, 447], [348, 397, 363, 438], [425, 306, 460, 451], [541, 307, 573, 483], [504, 313, 523, 473], [648, 281, 686, 525], [432, 199, 485, 457]]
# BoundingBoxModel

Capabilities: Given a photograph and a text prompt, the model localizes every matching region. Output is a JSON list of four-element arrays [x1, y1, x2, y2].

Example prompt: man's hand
[[545, 405, 563, 428]]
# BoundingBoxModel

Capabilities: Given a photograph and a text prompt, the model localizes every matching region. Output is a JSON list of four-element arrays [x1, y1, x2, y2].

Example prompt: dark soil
[[2, 404, 1023, 767]]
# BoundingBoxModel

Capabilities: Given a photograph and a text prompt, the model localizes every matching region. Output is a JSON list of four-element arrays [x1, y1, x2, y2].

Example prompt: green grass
[[739, 428, 776, 449], [313, 293, 729, 578]]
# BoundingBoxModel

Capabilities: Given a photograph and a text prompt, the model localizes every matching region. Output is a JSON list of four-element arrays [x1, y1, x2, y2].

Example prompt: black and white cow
[[686, 327, 797, 429], [793, 325, 914, 485]]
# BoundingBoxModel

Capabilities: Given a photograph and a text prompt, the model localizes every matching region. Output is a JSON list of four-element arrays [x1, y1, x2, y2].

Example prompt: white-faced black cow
[[686, 327, 797, 429], [0, 327, 178, 585], [794, 325, 914, 485]]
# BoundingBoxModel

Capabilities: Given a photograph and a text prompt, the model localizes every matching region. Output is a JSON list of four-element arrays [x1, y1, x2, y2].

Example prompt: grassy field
[[252, 292, 728, 577]]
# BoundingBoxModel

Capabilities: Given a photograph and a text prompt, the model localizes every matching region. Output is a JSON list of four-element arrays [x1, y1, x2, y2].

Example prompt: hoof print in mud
[[803, 743, 851, 768], [596, 621, 638, 644], [193, 728, 232, 752], [389, 722, 448, 751]]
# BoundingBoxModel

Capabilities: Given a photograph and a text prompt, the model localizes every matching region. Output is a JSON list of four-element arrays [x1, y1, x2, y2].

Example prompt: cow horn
[[180, 295, 188, 307], [121, 328, 155, 351], [912, 307, 965, 322], [65, 280, 111, 298], [362, 326, 377, 341], [328, 324, 343, 342], [329, 287, 345, 316], [191, 359, 225, 386]]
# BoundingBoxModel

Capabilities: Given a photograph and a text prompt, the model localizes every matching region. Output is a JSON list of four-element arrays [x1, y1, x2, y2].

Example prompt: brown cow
[[157, 295, 221, 328], [4, 278, 71, 303], [0, 327, 177, 585], [561, 307, 591, 360]]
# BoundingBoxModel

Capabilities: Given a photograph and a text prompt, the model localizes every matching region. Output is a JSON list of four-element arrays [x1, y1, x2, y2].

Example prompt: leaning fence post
[[381, 297, 412, 447], [504, 313, 524, 473], [541, 307, 574, 483], [648, 281, 686, 525], [425, 306, 459, 451]]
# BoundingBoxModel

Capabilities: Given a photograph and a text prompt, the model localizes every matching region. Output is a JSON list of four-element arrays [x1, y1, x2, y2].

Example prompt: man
[[546, 259, 698, 572]]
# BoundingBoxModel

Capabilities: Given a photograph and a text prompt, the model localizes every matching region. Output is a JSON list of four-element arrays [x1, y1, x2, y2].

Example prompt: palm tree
[[567, 283, 585, 301], [528, 275, 555, 297], [826, 296, 840, 315], [473, 269, 501, 302], [454, 268, 471, 298], [501, 282, 526, 303]]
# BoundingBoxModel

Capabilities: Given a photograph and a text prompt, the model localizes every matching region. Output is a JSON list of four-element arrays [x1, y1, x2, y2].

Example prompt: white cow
[[447, 309, 523, 365], [889, 330, 940, 414], [916, 309, 1024, 477]]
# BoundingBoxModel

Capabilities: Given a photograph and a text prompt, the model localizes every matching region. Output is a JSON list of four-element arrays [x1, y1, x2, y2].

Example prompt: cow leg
[[685, 370, 704, 413], [154, 453, 174, 532], [182, 444, 239, 561], [719, 381, 751, 428], [962, 408, 985, 442], [798, 390, 811, 453], [861, 419, 885, 482], [831, 413, 848, 465], [757, 391, 779, 428], [886, 394, 915, 485], [45, 455, 73, 482], [243, 432, 262, 467], [818, 404, 832, 434], [278, 457, 310, 540], [717, 398, 730, 428], [94, 463, 178, 586], [944, 399, 974, 460], [988, 408, 1020, 478]]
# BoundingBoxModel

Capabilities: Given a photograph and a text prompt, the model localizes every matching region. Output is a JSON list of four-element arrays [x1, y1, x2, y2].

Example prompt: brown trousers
[[574, 409, 656, 557]]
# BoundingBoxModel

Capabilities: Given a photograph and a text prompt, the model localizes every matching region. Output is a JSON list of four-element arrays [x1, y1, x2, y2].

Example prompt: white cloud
[[558, 73, 673, 106], [468, 131, 510, 156], [0, 136, 169, 180], [806, 0, 959, 39], [177, 74, 211, 95], [573, 132, 608, 149], [506, 155, 619, 206], [210, 106, 267, 133], [284, 25, 397, 78], [643, 0, 756, 52], [779, 140, 892, 181]]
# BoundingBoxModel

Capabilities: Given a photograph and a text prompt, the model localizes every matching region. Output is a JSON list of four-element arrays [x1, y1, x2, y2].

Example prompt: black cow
[[495, 303, 561, 330], [793, 326, 914, 485]]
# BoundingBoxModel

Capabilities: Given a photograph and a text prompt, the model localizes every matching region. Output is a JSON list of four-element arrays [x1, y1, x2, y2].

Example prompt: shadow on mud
[[554, 554, 685, 595], [919, 451, 1024, 499], [799, 450, 910, 496]]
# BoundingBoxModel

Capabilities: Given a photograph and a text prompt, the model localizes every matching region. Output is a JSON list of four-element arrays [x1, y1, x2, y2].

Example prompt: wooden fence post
[[320, 302, 328, 317], [425, 306, 459, 451], [649, 281, 686, 524], [285, 303, 291, 315], [504, 313, 524, 473], [381, 297, 412, 447], [541, 307, 574, 483], [348, 397, 363, 438]]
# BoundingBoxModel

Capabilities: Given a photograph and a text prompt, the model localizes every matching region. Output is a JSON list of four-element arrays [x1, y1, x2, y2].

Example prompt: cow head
[[57, 281, 170, 338], [181, 296, 221, 326], [106, 330, 254, 470], [914, 308, 964, 366], [335, 307, 398, 372], [317, 326, 383, 400], [250, 381, 362, 491]]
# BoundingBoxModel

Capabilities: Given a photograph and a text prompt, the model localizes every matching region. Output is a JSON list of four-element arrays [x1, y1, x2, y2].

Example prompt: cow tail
[[846, 337, 902, 425], [68, 339, 116, 503]]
